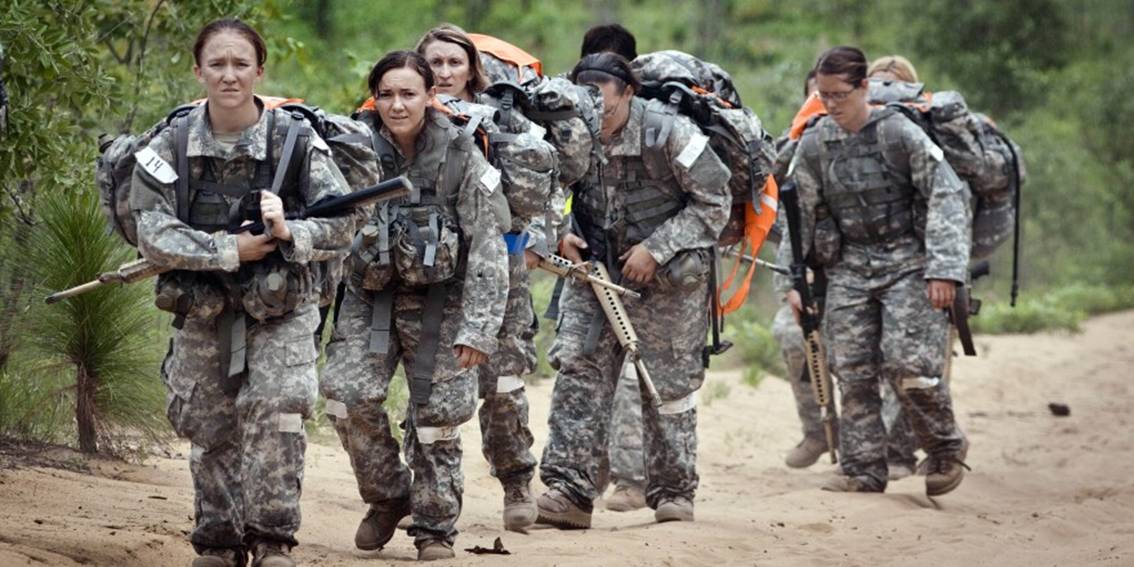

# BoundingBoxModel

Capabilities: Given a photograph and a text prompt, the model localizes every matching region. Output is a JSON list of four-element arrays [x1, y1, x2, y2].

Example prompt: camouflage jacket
[[792, 108, 971, 283], [130, 103, 356, 301], [371, 110, 510, 354], [571, 96, 731, 265]]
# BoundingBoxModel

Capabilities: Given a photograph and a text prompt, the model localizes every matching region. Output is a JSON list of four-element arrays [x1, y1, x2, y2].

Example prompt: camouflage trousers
[[594, 363, 647, 493], [321, 286, 478, 548], [824, 267, 965, 489], [162, 304, 320, 553], [540, 275, 705, 509], [477, 255, 537, 486], [773, 302, 919, 466]]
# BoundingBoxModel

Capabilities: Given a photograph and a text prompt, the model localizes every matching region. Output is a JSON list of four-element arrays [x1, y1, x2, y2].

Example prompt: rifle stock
[[781, 181, 838, 464], [588, 261, 662, 407], [46, 176, 413, 304]]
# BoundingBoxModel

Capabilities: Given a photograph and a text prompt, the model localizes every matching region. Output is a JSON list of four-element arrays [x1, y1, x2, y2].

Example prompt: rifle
[[781, 180, 838, 464], [947, 260, 990, 357], [532, 252, 642, 299], [588, 261, 662, 407], [45, 176, 413, 304], [720, 247, 790, 275]]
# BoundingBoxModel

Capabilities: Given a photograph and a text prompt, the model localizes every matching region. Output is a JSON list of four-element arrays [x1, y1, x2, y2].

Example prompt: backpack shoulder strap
[[270, 110, 310, 207], [641, 99, 677, 179], [173, 115, 190, 224]]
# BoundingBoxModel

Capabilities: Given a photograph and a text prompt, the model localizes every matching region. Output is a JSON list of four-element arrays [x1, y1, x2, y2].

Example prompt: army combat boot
[[191, 548, 245, 567], [502, 477, 538, 532], [785, 436, 827, 469], [925, 454, 971, 496], [820, 474, 884, 493], [605, 483, 647, 512], [654, 497, 694, 522], [417, 540, 456, 561], [535, 488, 592, 529], [250, 541, 294, 567], [355, 497, 412, 550]]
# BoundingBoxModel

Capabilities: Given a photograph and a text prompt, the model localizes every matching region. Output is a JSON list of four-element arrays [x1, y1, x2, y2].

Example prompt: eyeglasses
[[818, 85, 860, 102]]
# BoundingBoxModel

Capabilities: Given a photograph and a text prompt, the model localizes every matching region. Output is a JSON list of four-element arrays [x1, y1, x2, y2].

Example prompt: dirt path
[[2, 311, 1133, 566]]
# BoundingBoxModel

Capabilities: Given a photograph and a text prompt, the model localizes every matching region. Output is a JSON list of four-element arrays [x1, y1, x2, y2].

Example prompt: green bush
[[973, 284, 1134, 335], [724, 313, 784, 387]]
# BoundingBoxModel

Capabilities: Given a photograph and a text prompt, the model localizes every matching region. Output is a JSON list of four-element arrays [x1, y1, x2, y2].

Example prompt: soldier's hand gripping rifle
[[532, 252, 642, 299], [45, 176, 414, 304], [588, 261, 662, 407], [781, 180, 838, 464]]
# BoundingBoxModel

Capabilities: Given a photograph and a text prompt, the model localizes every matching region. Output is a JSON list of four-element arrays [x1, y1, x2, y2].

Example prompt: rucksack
[[96, 95, 304, 247], [469, 33, 543, 87], [867, 79, 1023, 261], [631, 50, 780, 315], [524, 77, 604, 187]]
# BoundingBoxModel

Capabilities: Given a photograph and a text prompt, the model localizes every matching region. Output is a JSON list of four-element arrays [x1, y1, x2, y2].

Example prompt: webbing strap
[[175, 117, 190, 223], [270, 115, 301, 196], [525, 109, 578, 123], [410, 284, 448, 406], [218, 309, 248, 395], [368, 289, 394, 354]]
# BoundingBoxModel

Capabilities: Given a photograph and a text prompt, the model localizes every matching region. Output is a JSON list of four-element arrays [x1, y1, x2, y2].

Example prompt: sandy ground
[[2, 311, 1133, 566]]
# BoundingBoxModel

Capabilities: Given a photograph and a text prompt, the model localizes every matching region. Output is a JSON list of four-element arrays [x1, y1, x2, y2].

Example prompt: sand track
[[2, 311, 1132, 566]]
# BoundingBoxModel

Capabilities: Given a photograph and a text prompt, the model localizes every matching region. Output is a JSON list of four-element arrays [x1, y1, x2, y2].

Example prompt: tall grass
[[17, 189, 169, 454]]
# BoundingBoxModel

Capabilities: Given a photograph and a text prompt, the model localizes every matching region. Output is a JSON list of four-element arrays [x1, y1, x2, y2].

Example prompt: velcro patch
[[135, 147, 178, 184], [479, 166, 501, 193], [676, 133, 709, 170]]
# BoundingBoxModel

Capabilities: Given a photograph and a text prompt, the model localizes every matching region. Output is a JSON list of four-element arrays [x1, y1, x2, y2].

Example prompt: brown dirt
[[2, 311, 1132, 566]]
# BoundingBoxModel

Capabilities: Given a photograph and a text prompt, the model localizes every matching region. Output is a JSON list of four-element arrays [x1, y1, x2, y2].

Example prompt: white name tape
[[658, 392, 698, 415], [324, 399, 348, 419], [135, 147, 178, 184], [277, 413, 304, 433], [480, 166, 501, 193], [929, 145, 945, 163], [416, 425, 460, 445], [676, 133, 709, 170]]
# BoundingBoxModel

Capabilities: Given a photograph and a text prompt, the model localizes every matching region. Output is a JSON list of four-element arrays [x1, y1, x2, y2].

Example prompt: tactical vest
[[816, 109, 920, 246], [350, 110, 468, 292], [573, 101, 687, 260]]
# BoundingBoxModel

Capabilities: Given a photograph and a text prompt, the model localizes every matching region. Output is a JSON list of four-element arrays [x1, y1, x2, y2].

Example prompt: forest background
[[1, 0, 1132, 453]]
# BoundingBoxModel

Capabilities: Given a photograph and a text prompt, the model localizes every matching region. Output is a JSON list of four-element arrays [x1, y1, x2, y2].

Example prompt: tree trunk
[[76, 363, 98, 454], [314, 0, 332, 40]]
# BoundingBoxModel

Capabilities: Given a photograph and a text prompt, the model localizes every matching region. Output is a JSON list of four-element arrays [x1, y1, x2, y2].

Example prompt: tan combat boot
[[654, 497, 694, 522], [502, 478, 537, 532], [925, 455, 971, 496], [417, 540, 455, 561], [605, 483, 647, 512], [785, 437, 827, 469], [355, 497, 412, 551], [191, 548, 243, 567], [535, 488, 592, 529], [250, 542, 294, 567], [820, 474, 884, 493]]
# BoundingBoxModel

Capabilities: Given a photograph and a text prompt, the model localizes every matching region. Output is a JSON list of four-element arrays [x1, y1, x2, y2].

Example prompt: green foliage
[[19, 188, 168, 453], [0, 368, 69, 442], [723, 305, 783, 387], [701, 379, 731, 407], [972, 284, 1134, 334]]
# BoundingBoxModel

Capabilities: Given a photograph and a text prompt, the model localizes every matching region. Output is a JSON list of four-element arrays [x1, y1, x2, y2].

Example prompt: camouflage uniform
[[792, 107, 970, 490], [130, 103, 354, 554], [458, 92, 556, 491], [540, 97, 731, 510], [321, 109, 510, 549]]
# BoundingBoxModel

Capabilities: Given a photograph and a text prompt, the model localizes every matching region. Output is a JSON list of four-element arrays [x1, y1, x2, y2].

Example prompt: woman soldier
[[130, 18, 357, 567], [787, 46, 971, 495], [320, 51, 510, 561], [416, 23, 556, 533], [537, 53, 731, 528]]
